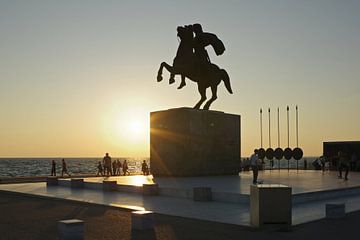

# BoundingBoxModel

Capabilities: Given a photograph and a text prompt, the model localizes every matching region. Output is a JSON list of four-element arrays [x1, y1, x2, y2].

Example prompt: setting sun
[[129, 121, 144, 134]]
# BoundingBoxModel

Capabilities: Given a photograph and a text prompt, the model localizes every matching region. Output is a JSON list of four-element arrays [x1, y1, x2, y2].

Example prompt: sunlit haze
[[1, 1, 359, 157]]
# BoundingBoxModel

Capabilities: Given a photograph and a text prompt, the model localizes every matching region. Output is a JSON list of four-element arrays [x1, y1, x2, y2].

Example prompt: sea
[[0, 157, 318, 178], [0, 157, 149, 178]]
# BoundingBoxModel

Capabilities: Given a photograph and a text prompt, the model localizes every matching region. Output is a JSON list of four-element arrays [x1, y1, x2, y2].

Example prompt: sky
[[0, 0, 359, 157]]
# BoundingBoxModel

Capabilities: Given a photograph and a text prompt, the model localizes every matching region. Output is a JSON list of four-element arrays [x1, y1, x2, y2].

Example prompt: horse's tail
[[220, 69, 233, 94]]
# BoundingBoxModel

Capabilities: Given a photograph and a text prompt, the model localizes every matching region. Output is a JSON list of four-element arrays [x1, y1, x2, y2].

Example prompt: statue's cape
[[202, 32, 226, 56]]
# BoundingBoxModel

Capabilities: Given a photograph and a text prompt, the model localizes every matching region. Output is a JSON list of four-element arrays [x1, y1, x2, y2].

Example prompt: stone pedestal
[[150, 108, 240, 176], [250, 184, 292, 229], [58, 219, 84, 240]]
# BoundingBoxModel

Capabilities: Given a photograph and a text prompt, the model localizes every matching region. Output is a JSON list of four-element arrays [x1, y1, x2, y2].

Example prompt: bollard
[[103, 180, 117, 191], [193, 187, 212, 201], [250, 184, 292, 230], [58, 219, 84, 240], [143, 184, 159, 196], [326, 203, 345, 219], [46, 177, 58, 186], [131, 210, 155, 230], [70, 178, 84, 189]]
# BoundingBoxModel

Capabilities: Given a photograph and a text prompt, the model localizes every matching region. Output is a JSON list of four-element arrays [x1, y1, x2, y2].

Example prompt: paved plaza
[[1, 170, 360, 226]]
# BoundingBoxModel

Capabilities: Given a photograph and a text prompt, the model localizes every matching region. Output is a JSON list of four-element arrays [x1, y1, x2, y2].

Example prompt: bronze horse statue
[[157, 25, 233, 110]]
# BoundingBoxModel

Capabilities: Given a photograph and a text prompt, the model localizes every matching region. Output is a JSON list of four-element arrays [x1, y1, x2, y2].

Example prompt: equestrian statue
[[157, 24, 233, 110]]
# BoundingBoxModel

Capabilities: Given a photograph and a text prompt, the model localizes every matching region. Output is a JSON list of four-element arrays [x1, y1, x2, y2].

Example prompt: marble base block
[[71, 179, 84, 188], [250, 184, 292, 229], [326, 203, 345, 219], [131, 210, 155, 230], [46, 177, 59, 186], [193, 187, 212, 201], [150, 108, 241, 176], [58, 219, 84, 240], [143, 184, 159, 196], [103, 180, 117, 191]]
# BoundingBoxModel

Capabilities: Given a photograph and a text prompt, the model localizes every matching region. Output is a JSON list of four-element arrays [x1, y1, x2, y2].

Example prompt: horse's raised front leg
[[194, 84, 207, 109], [157, 62, 166, 82], [203, 85, 218, 110]]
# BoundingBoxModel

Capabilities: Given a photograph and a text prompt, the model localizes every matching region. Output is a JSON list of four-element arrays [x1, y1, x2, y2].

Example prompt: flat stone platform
[[1, 170, 360, 227]]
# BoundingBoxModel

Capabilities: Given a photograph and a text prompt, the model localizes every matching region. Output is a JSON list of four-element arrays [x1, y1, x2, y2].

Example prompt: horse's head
[[177, 25, 193, 42]]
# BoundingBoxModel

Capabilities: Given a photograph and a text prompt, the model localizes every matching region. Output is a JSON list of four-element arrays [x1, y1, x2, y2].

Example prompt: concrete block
[[143, 184, 159, 196], [70, 178, 84, 188], [150, 108, 241, 176], [326, 203, 345, 219], [250, 184, 292, 229], [46, 177, 58, 186], [58, 219, 84, 240], [193, 187, 212, 201], [103, 180, 117, 191], [131, 210, 155, 230]]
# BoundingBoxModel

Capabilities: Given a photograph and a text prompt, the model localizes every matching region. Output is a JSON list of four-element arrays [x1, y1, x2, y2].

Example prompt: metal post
[[260, 108, 263, 148]]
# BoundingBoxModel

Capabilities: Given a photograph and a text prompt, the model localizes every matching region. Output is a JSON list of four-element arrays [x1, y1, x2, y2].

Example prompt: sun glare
[[129, 121, 144, 134]]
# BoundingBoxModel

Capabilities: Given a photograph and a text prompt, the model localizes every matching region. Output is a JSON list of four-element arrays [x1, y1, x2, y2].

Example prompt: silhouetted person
[[250, 149, 260, 184], [338, 151, 349, 181], [116, 159, 122, 175], [103, 153, 112, 176], [304, 159, 307, 170], [61, 159, 71, 177], [96, 161, 103, 176], [51, 160, 56, 176], [141, 160, 149, 175], [122, 160, 129, 176]]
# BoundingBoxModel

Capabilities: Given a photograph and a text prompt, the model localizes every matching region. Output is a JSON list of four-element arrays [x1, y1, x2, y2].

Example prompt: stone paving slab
[[2, 179, 360, 226]]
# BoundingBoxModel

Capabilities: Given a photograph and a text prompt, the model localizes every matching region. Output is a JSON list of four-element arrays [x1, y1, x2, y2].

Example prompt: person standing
[[338, 151, 349, 181], [51, 160, 56, 176], [250, 149, 260, 184], [116, 159, 122, 175], [103, 153, 112, 177], [122, 160, 129, 176], [96, 161, 103, 176], [61, 159, 71, 177], [141, 160, 149, 175]]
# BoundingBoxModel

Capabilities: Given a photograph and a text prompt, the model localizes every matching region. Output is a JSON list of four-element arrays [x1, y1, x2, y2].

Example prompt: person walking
[[250, 149, 260, 184], [50, 160, 56, 176], [61, 159, 71, 177]]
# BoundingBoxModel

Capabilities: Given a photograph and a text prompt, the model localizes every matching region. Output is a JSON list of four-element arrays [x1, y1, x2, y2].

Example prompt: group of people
[[50, 159, 71, 177], [97, 153, 150, 177], [97, 153, 129, 177]]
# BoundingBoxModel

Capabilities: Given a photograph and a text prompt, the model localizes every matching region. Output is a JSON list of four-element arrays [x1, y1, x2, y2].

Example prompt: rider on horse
[[176, 24, 225, 90]]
